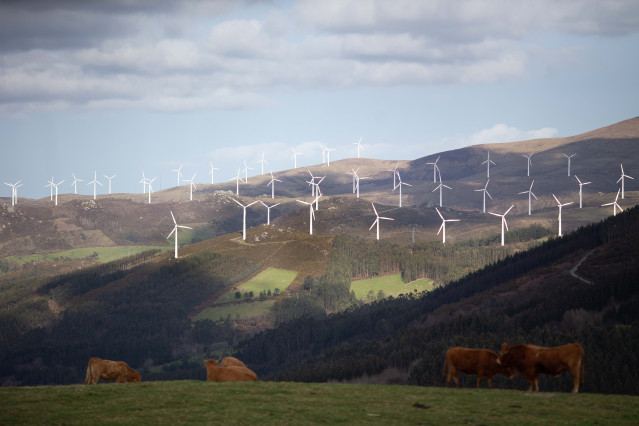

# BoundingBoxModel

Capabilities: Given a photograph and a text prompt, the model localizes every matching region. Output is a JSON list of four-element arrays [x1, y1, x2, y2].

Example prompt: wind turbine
[[267, 171, 282, 199], [482, 151, 496, 179], [209, 162, 219, 184], [353, 137, 363, 158], [313, 180, 324, 211], [394, 170, 412, 208], [562, 153, 575, 176], [70, 173, 83, 195], [552, 194, 573, 237], [259, 200, 280, 225], [523, 153, 534, 177], [349, 168, 369, 199], [230, 168, 244, 196], [257, 153, 268, 175], [167, 211, 193, 259], [426, 156, 440, 183], [387, 163, 399, 188], [87, 171, 102, 200], [369, 203, 393, 240], [291, 148, 302, 169], [103, 174, 116, 195], [489, 205, 514, 247], [184, 172, 197, 201], [172, 163, 183, 187], [518, 180, 538, 216], [4, 180, 21, 206], [617, 163, 634, 199], [232, 198, 258, 241], [574, 175, 591, 208], [474, 179, 492, 213], [139, 172, 148, 194], [436, 207, 460, 244], [45, 176, 54, 200], [147, 177, 156, 204], [348, 168, 358, 193], [432, 174, 451, 208], [51, 178, 64, 206], [242, 160, 253, 183], [602, 189, 623, 216], [296, 198, 317, 235], [325, 146, 336, 166], [319, 144, 327, 164]]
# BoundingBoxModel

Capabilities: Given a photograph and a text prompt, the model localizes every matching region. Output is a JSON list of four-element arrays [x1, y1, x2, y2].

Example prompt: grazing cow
[[442, 347, 514, 389], [219, 356, 247, 368], [204, 359, 258, 382], [84, 357, 141, 384], [498, 343, 584, 393]]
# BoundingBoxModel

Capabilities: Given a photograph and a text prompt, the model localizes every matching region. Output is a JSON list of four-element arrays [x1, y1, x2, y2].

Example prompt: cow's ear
[[500, 343, 510, 354]]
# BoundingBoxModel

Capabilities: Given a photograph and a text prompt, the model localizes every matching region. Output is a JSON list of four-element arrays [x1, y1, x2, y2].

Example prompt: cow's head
[[496, 343, 511, 366]]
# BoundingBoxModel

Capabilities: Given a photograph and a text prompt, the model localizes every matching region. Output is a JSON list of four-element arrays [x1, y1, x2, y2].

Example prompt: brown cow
[[204, 359, 258, 382], [442, 347, 514, 389], [498, 343, 584, 393], [84, 357, 141, 384], [219, 356, 247, 368]]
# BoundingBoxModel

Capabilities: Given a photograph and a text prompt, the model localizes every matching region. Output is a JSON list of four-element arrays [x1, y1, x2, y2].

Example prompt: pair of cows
[[443, 343, 585, 393], [84, 356, 258, 384]]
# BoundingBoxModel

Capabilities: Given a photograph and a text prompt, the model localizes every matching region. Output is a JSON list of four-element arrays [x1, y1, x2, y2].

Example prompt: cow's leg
[[526, 380, 533, 391], [452, 368, 460, 388], [476, 374, 483, 388], [84, 366, 92, 385], [487, 377, 493, 389], [534, 377, 539, 392], [571, 371, 580, 393]]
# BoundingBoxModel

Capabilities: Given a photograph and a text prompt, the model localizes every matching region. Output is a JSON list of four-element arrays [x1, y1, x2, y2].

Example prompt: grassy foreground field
[[1, 381, 638, 425]]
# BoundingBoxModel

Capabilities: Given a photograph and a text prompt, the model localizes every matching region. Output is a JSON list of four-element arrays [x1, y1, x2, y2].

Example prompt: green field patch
[[4, 245, 169, 265], [216, 267, 297, 304], [195, 300, 275, 322], [351, 274, 433, 301]]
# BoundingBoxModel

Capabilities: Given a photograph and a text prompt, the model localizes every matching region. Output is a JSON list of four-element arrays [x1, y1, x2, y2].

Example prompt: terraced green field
[[216, 267, 297, 303], [4, 245, 169, 265], [351, 274, 433, 301]]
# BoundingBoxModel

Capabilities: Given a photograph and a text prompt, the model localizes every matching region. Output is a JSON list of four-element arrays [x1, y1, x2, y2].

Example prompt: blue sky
[[1, 0, 638, 199]]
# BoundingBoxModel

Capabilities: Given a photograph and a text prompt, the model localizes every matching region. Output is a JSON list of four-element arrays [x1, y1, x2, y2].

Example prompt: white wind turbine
[[242, 160, 253, 183], [291, 148, 302, 169], [319, 144, 327, 164], [51, 178, 64, 206], [184, 172, 197, 201], [103, 174, 116, 195], [562, 153, 575, 176], [394, 170, 412, 208], [617, 163, 634, 199], [4, 180, 21, 206], [172, 163, 183, 187], [232, 198, 258, 241], [489, 205, 514, 247], [167, 211, 193, 259], [230, 168, 244, 196], [349, 168, 370, 199], [257, 153, 268, 175], [87, 172, 102, 200], [325, 146, 336, 166], [602, 189, 623, 216], [313, 179, 324, 211], [267, 171, 282, 199], [426, 156, 440, 183], [474, 179, 492, 213], [353, 137, 363, 158], [296, 197, 317, 235], [45, 176, 54, 200], [147, 177, 156, 204], [574, 175, 591, 208], [552, 194, 573, 237], [387, 163, 399, 188], [369, 203, 394, 240], [523, 153, 534, 177], [432, 174, 451, 208], [209, 162, 219, 184], [482, 151, 496, 179], [259, 200, 280, 225], [518, 180, 538, 216], [70, 173, 83, 195], [139, 172, 148, 194], [307, 170, 319, 197], [436, 207, 460, 244]]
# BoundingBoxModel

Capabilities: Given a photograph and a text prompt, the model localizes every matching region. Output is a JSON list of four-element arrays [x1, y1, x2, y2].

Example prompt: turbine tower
[[482, 151, 496, 179], [147, 177, 156, 204], [319, 144, 327, 164], [562, 153, 575, 176], [474, 179, 492, 213], [369, 203, 393, 240], [552, 194, 573, 237], [489, 205, 514, 247], [432, 174, 451, 208], [325, 146, 335, 166], [436, 207, 460, 244], [103, 174, 116, 195], [4, 180, 21, 206], [518, 180, 538, 215], [230, 168, 244, 196], [70, 173, 83, 195], [602, 189, 623, 216], [291, 148, 302, 169], [51, 178, 64, 206], [45, 177, 54, 200], [184, 172, 197, 201], [167, 211, 193, 259], [259, 200, 280, 225], [209, 162, 219, 184], [349, 168, 369, 199], [267, 171, 282, 199], [296, 198, 316, 235], [172, 163, 183, 187], [353, 137, 363, 158], [523, 153, 534, 177], [394, 170, 412, 208], [617, 163, 634, 199], [387, 163, 399, 188], [257, 153, 268, 175], [139, 172, 148, 194], [426, 156, 440, 183], [574, 175, 591, 208], [87, 171, 102, 200], [242, 160, 253, 183], [232, 198, 258, 241]]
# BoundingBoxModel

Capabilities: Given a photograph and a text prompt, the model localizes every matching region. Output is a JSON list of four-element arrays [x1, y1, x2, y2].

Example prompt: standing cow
[[442, 347, 514, 389], [498, 343, 584, 393], [84, 357, 141, 384]]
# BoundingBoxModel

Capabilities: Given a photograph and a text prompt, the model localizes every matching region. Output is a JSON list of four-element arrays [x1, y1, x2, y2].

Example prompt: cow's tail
[[84, 361, 93, 385], [441, 359, 448, 383]]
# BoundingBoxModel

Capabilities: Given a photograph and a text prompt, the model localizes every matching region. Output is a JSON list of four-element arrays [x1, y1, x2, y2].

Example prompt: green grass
[[194, 300, 276, 322], [4, 245, 169, 265], [1, 381, 638, 425], [351, 274, 433, 301], [216, 267, 297, 303]]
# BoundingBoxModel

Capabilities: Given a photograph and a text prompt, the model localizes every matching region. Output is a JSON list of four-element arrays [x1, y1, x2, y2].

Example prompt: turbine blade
[[170, 211, 177, 224]]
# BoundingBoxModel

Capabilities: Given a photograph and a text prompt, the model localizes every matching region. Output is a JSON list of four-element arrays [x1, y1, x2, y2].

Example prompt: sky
[[1, 0, 638, 199]]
